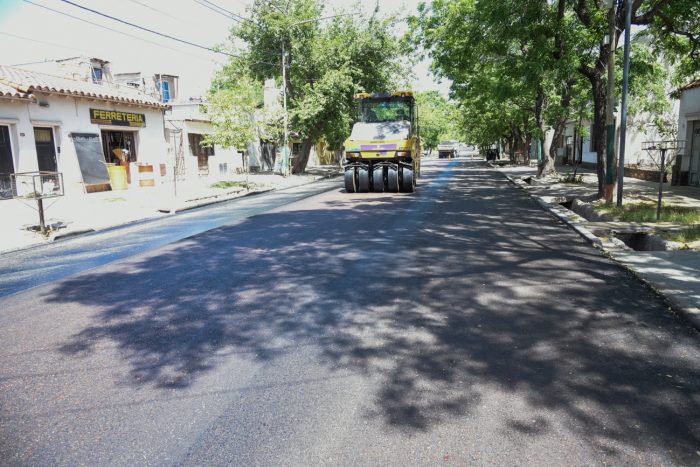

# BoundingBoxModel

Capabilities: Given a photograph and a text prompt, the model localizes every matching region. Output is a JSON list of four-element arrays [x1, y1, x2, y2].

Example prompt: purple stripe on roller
[[360, 144, 397, 151]]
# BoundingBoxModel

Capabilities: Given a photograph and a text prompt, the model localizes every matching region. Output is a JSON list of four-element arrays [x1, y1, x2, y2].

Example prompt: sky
[[0, 0, 450, 98]]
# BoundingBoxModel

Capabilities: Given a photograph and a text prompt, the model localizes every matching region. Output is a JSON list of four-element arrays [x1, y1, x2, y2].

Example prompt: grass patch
[[210, 181, 254, 190], [595, 201, 700, 223], [661, 226, 700, 243]]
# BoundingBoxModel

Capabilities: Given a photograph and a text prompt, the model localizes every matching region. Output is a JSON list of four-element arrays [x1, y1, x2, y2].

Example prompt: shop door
[[689, 120, 700, 187], [101, 130, 137, 184], [0, 125, 14, 174], [34, 127, 57, 172]]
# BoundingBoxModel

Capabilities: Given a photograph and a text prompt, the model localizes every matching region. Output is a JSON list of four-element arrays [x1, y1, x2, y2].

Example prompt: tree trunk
[[545, 119, 566, 177], [534, 87, 548, 177], [291, 137, 314, 174], [508, 134, 515, 162], [590, 76, 607, 197]]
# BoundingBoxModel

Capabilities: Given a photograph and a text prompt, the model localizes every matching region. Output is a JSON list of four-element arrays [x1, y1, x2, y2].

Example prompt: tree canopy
[[416, 91, 458, 153], [209, 0, 405, 173], [411, 0, 700, 193]]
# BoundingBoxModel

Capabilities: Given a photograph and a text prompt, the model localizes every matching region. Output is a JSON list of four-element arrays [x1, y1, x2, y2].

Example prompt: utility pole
[[281, 41, 289, 176], [604, 0, 617, 202], [616, 0, 632, 206]]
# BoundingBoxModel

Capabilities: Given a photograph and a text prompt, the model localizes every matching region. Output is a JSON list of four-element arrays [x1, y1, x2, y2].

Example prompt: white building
[[677, 80, 700, 186], [166, 100, 244, 180], [0, 61, 169, 195]]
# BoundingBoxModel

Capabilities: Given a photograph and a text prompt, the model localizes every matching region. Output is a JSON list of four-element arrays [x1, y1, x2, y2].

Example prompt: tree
[[568, 0, 700, 196], [213, 0, 405, 174], [204, 68, 261, 154], [412, 0, 700, 193], [416, 91, 457, 155], [410, 0, 580, 175]]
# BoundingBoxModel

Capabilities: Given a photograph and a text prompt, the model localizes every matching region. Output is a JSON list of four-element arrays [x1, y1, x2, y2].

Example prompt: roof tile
[[0, 81, 31, 99], [680, 79, 700, 92], [0, 64, 167, 108]]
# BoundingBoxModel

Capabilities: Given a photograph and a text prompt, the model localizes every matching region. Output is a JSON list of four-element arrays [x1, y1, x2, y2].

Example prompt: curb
[[497, 169, 604, 248], [53, 228, 96, 241], [606, 253, 700, 331], [159, 187, 276, 214], [493, 165, 700, 331]]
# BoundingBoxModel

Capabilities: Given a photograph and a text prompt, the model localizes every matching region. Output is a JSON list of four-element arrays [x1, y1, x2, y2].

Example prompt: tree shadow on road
[[42, 161, 700, 462]]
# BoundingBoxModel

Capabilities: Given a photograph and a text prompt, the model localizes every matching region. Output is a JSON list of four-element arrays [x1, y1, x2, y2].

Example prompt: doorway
[[689, 120, 700, 187], [0, 125, 13, 174], [101, 130, 137, 183], [34, 127, 57, 172]]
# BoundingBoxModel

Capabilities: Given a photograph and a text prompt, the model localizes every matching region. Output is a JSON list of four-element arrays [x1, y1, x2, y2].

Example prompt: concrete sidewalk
[[493, 162, 700, 329], [0, 165, 342, 255]]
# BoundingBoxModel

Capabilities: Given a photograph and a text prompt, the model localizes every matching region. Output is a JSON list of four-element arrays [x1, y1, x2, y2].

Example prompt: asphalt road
[[1, 159, 698, 465], [0, 177, 340, 298]]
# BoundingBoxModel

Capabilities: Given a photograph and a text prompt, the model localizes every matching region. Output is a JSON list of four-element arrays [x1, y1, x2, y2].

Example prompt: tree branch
[[578, 63, 597, 81], [574, 0, 592, 27], [632, 0, 671, 25], [553, 0, 566, 60]]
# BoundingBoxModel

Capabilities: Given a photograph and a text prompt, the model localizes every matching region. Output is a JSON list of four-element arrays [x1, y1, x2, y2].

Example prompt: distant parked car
[[438, 140, 458, 159]]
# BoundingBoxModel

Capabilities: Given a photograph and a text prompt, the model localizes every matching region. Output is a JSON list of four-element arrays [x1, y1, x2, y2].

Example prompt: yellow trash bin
[[108, 164, 128, 190]]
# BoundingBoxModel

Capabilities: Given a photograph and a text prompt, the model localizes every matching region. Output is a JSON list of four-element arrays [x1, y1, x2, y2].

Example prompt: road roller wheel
[[358, 167, 370, 192], [401, 167, 414, 193], [372, 167, 384, 192], [387, 166, 399, 192], [344, 168, 356, 193]]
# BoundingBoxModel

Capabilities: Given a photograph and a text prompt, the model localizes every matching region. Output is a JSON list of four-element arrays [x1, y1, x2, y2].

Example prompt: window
[[92, 67, 103, 84], [160, 80, 170, 103], [292, 142, 301, 156], [188, 133, 214, 157], [358, 99, 412, 123], [157, 79, 171, 102]]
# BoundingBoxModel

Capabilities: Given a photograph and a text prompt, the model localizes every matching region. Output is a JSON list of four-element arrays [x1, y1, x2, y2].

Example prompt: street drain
[[559, 200, 573, 209], [613, 232, 665, 251]]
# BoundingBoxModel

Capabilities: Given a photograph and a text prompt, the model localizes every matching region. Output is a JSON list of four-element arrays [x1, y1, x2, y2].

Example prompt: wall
[[678, 86, 700, 174], [0, 92, 167, 194], [182, 120, 243, 179], [557, 110, 675, 168]]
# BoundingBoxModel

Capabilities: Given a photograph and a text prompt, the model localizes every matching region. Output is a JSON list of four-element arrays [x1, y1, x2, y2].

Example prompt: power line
[[21, 0, 219, 63], [197, 0, 255, 24], [192, 0, 243, 23], [124, 0, 186, 23], [57, 0, 236, 57], [0, 31, 90, 57], [125, 0, 213, 29]]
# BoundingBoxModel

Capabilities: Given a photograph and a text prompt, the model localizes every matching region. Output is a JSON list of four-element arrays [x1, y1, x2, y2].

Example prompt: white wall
[[0, 92, 167, 194], [182, 120, 243, 179], [559, 113, 669, 167], [678, 86, 700, 173]]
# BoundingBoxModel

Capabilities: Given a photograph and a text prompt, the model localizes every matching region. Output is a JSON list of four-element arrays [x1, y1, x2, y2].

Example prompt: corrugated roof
[[0, 64, 167, 108], [680, 79, 700, 92]]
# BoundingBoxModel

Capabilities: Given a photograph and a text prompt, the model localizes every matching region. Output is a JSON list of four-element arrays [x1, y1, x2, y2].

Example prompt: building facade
[[166, 101, 244, 181], [0, 62, 169, 195], [677, 80, 700, 186]]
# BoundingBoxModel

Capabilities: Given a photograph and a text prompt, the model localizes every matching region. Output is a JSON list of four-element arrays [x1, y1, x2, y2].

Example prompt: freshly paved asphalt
[[0, 178, 340, 298], [1, 160, 698, 465]]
